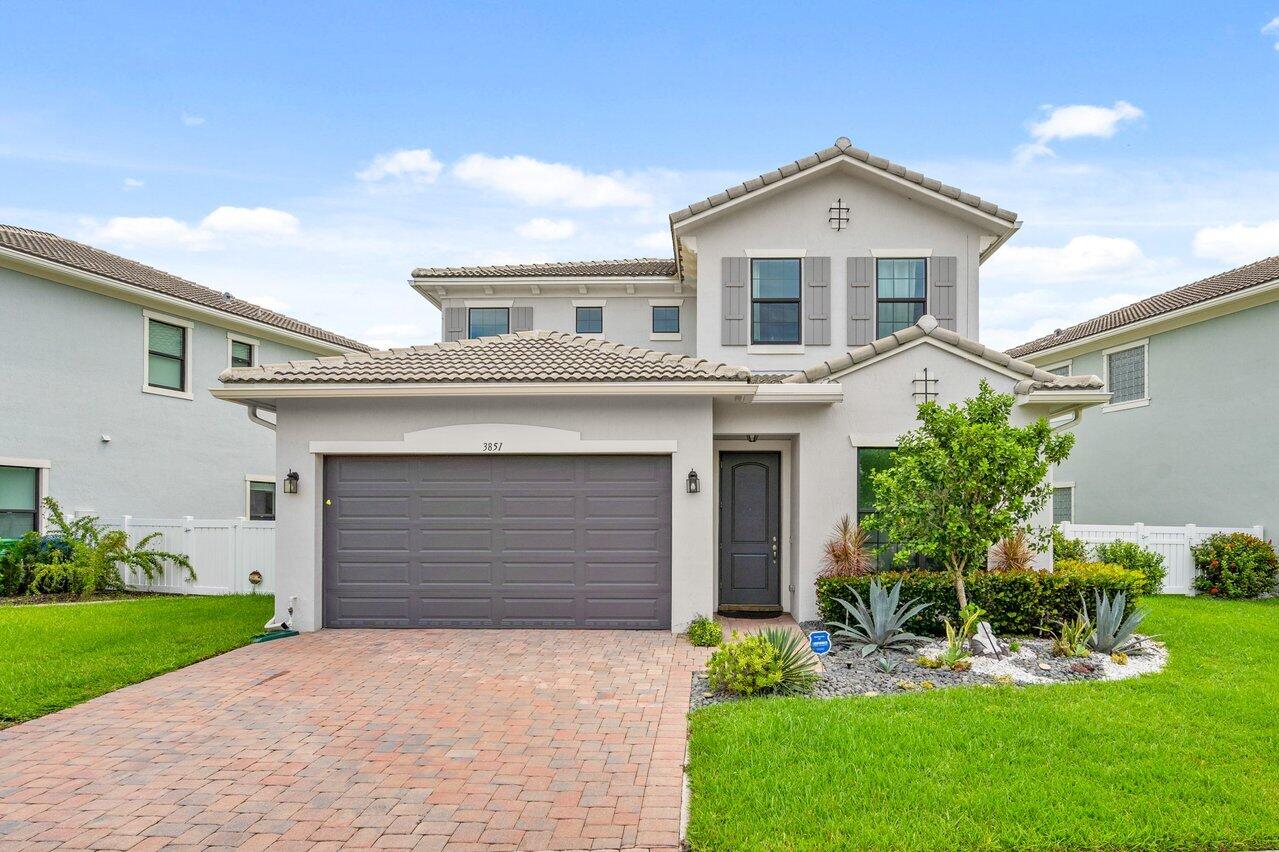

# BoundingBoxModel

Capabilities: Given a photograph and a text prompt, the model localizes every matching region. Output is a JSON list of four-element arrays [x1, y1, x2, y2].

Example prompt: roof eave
[[212, 381, 757, 401]]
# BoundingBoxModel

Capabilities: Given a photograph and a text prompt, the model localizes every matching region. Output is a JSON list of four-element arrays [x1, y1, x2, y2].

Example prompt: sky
[[2, 1, 1278, 350]]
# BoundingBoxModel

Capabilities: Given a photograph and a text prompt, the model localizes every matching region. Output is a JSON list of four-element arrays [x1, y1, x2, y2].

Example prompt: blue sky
[[3, 1, 1278, 348]]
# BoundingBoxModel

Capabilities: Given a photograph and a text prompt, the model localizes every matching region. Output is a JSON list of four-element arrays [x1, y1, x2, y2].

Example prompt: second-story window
[[876, 258, 926, 337], [468, 307, 509, 338], [147, 318, 188, 392], [652, 306, 679, 334], [575, 306, 603, 334], [750, 258, 801, 344], [230, 339, 255, 368]]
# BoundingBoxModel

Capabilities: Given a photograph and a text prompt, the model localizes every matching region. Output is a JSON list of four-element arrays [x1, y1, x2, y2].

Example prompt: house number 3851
[[482, 442, 503, 452]]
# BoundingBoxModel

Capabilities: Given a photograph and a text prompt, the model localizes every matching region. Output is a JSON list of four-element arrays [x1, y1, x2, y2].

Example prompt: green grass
[[687, 596, 1279, 851], [0, 594, 274, 727]]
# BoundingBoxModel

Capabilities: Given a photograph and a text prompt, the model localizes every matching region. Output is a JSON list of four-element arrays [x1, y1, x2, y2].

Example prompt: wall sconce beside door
[[686, 469, 700, 494], [282, 469, 300, 494]]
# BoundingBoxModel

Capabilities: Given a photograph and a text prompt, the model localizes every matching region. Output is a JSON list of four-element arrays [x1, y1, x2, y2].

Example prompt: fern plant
[[39, 498, 195, 592], [1086, 590, 1151, 654], [828, 579, 931, 657]]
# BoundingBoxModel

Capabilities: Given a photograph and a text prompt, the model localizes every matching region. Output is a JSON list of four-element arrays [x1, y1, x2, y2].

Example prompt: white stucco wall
[[716, 340, 1056, 622], [271, 395, 716, 632], [0, 265, 324, 520], [681, 164, 992, 372]]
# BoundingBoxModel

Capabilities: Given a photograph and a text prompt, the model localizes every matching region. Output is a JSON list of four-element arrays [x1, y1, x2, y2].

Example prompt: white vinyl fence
[[98, 516, 276, 595], [1058, 522, 1265, 595]]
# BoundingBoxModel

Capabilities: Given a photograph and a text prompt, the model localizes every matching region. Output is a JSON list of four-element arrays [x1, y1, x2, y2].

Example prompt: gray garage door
[[323, 455, 672, 629]]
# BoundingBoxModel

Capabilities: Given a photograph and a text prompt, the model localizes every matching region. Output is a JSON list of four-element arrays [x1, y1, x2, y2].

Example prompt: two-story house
[[216, 137, 1109, 633], [1009, 256, 1279, 544], [0, 224, 369, 538]]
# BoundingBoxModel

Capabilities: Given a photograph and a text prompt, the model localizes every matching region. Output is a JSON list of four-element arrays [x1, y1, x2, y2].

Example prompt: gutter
[[979, 220, 1022, 263]]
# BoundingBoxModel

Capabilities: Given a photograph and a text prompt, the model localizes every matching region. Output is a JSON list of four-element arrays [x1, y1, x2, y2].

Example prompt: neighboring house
[[0, 225, 369, 537], [216, 137, 1108, 632], [1009, 256, 1279, 535]]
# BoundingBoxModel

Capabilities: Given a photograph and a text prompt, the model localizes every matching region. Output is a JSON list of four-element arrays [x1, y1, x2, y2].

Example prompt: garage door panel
[[324, 455, 671, 629]]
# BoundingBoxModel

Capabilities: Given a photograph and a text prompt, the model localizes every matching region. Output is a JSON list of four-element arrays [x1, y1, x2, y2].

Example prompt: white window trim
[[870, 248, 934, 258], [1053, 480, 1075, 524], [744, 248, 807, 258], [571, 299, 607, 307], [649, 299, 683, 341], [462, 299, 515, 308], [1044, 359, 1073, 375], [227, 332, 259, 369], [245, 474, 276, 521], [573, 304, 605, 337], [142, 309, 194, 401], [0, 457, 51, 535], [746, 344, 805, 355], [1101, 339, 1150, 412]]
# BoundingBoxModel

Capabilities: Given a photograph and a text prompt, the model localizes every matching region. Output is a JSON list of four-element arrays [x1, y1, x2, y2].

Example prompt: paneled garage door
[[322, 455, 672, 629]]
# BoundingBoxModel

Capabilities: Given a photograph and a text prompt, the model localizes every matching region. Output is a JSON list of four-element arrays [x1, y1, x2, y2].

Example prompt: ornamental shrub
[[706, 632, 783, 696], [0, 532, 73, 596], [686, 614, 724, 647], [816, 561, 1144, 637], [1052, 526, 1090, 564], [1192, 532, 1278, 599], [1094, 540, 1167, 595]]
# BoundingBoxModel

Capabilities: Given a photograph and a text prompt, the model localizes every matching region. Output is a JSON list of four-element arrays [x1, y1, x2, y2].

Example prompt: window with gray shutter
[[803, 256, 830, 345], [847, 257, 873, 346], [511, 306, 534, 332], [1052, 486, 1074, 524], [721, 257, 748, 345], [928, 256, 957, 330], [1106, 345, 1146, 403]]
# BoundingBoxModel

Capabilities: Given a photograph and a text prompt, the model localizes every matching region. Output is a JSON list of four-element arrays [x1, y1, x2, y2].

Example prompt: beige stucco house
[[215, 138, 1109, 632]]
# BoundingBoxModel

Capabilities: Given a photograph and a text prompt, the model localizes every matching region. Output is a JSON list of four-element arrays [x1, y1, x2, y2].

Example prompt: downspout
[[247, 404, 277, 431]]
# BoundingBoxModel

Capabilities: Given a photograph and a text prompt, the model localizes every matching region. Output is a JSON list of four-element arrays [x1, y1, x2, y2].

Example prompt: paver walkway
[[0, 630, 710, 851]]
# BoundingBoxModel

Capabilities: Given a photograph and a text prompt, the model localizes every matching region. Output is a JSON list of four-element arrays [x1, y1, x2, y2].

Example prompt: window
[[1052, 485, 1074, 524], [652, 305, 680, 334], [1106, 344, 1147, 405], [247, 479, 276, 521], [857, 447, 900, 571], [750, 258, 801, 344], [230, 339, 254, 368], [1045, 361, 1072, 377], [147, 318, 187, 392], [467, 307, 509, 338], [876, 258, 926, 337], [575, 306, 603, 335], [0, 465, 39, 538]]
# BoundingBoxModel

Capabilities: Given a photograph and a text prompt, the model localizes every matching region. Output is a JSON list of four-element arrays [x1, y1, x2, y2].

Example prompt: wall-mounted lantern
[[282, 469, 300, 494], [686, 469, 700, 494]]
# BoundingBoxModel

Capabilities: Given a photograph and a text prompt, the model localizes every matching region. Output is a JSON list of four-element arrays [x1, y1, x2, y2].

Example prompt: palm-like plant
[[1087, 590, 1151, 654], [990, 530, 1035, 571], [817, 515, 873, 578], [759, 627, 820, 695], [828, 579, 930, 657]]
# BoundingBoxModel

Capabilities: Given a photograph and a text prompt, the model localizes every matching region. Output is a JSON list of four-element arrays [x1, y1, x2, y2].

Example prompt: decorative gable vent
[[828, 198, 850, 231], [912, 368, 939, 403]]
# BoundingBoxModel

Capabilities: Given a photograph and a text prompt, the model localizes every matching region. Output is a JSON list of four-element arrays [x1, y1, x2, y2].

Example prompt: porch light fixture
[[686, 469, 700, 494], [282, 469, 300, 494]]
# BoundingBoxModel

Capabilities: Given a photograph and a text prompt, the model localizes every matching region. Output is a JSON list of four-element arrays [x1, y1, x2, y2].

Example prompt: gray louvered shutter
[[443, 307, 465, 342], [847, 257, 874, 346], [803, 256, 831, 345], [929, 256, 957, 330], [721, 256, 748, 345], [511, 306, 533, 332]]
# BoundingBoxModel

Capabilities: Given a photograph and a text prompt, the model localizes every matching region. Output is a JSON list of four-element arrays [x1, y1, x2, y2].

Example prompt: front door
[[718, 452, 781, 611]]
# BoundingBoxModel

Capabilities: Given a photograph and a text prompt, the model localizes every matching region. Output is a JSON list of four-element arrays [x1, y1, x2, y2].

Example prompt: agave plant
[[759, 627, 821, 695], [828, 579, 930, 657], [817, 515, 873, 578], [1086, 590, 1152, 654]]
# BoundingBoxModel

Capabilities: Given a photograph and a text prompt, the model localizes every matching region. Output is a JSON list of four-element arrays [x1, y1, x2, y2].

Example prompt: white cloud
[[200, 206, 299, 236], [1015, 101, 1143, 162], [85, 206, 299, 250], [241, 294, 291, 313], [453, 154, 652, 208], [181, 112, 205, 127], [983, 235, 1150, 285], [122, 177, 144, 189], [515, 217, 576, 240], [982, 290, 1152, 352], [1264, 17, 1279, 50], [635, 230, 672, 251], [356, 148, 443, 184], [1192, 220, 1279, 265]]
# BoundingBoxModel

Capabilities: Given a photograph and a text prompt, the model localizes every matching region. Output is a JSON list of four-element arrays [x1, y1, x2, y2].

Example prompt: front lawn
[[687, 596, 1279, 851], [0, 594, 274, 728]]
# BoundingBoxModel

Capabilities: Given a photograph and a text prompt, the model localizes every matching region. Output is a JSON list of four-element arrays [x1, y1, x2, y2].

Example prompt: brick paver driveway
[[0, 630, 709, 851]]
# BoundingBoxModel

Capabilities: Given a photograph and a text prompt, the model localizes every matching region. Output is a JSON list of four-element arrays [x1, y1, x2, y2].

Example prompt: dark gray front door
[[323, 455, 672, 629], [718, 452, 781, 610]]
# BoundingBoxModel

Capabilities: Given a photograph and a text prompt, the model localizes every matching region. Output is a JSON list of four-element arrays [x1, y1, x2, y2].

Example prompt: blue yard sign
[[808, 630, 832, 655]]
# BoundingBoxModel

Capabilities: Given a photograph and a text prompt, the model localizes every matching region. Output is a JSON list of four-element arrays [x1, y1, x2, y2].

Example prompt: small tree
[[863, 381, 1074, 608]]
